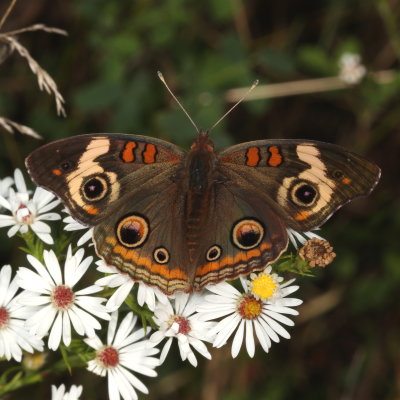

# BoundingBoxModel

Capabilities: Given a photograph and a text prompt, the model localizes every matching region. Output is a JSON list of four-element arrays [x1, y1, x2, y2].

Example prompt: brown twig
[[225, 70, 397, 102]]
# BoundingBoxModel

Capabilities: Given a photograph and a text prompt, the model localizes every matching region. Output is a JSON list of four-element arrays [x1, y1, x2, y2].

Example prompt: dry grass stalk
[[0, 0, 16, 30], [2, 35, 66, 117], [0, 0, 68, 137], [3, 23, 67, 37], [0, 116, 41, 139]]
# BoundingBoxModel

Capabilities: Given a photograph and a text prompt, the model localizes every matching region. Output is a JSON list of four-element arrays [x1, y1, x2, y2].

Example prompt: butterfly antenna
[[157, 71, 200, 134], [208, 79, 259, 132]]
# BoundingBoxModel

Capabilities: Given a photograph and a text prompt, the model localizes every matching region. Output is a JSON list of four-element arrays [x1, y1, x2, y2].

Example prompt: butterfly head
[[190, 130, 214, 153]]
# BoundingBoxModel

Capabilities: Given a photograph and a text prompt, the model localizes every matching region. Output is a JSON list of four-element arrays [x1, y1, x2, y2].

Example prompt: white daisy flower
[[0, 264, 44, 362], [62, 209, 93, 246], [51, 384, 83, 400], [95, 260, 168, 312], [338, 52, 366, 84], [287, 228, 324, 250], [17, 247, 110, 350], [0, 170, 61, 244], [197, 277, 302, 358], [85, 311, 159, 400], [149, 292, 215, 367]]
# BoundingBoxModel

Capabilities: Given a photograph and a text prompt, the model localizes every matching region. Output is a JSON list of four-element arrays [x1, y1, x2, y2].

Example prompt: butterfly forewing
[[25, 133, 186, 225], [217, 139, 381, 231]]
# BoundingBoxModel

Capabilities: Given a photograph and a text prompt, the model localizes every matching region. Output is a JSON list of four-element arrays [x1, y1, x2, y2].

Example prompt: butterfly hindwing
[[218, 139, 381, 231], [192, 183, 288, 291], [92, 167, 194, 294]]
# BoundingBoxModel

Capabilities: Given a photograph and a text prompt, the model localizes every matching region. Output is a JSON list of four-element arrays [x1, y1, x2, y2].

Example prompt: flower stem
[[0, 353, 91, 396], [18, 230, 44, 261]]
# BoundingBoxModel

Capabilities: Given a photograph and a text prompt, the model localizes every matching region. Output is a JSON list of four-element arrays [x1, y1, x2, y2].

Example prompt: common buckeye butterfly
[[25, 80, 380, 295]]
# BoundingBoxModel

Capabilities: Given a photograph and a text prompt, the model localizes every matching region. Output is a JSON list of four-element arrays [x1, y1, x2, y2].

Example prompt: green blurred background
[[0, 0, 399, 399]]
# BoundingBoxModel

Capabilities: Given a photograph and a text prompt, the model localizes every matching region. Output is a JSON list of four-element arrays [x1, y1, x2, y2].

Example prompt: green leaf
[[0, 366, 21, 385], [125, 294, 158, 330], [19, 231, 44, 261], [274, 253, 315, 276], [60, 345, 72, 374]]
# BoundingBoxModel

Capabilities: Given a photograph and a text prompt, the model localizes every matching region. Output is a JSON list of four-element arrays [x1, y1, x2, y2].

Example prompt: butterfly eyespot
[[116, 214, 149, 248], [232, 218, 264, 250], [332, 169, 344, 180], [290, 181, 318, 207], [206, 245, 222, 261], [153, 247, 169, 264], [81, 175, 109, 202], [61, 162, 71, 171]]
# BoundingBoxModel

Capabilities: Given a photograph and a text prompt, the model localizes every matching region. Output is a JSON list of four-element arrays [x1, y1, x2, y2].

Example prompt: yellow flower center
[[237, 295, 262, 319], [251, 274, 277, 300]]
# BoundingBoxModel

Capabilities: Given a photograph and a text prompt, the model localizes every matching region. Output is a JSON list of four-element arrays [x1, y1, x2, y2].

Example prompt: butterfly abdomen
[[187, 132, 216, 194], [184, 134, 217, 263], [185, 190, 212, 263]]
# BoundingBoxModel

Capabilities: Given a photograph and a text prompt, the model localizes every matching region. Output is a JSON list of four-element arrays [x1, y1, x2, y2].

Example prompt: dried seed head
[[299, 238, 336, 267]]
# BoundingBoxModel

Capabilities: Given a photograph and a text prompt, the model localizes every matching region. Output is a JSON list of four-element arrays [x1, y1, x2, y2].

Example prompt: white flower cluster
[[338, 52, 367, 85], [0, 169, 316, 400], [0, 169, 60, 244]]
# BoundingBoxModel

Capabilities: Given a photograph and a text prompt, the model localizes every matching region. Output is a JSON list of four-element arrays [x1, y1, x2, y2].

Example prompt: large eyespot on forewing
[[81, 174, 110, 202], [289, 180, 319, 207]]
